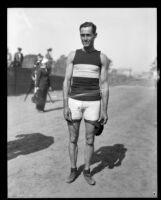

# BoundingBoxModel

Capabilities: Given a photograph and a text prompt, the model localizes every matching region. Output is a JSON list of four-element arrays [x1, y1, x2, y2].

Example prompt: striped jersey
[[69, 49, 102, 101]]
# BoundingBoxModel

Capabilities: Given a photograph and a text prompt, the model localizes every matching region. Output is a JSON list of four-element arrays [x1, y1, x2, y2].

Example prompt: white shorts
[[68, 97, 101, 122]]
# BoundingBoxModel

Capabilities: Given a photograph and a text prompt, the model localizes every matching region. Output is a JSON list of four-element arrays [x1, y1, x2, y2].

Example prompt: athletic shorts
[[68, 97, 101, 122]]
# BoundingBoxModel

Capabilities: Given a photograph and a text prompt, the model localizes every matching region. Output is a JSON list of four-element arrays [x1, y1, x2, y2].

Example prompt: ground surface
[[7, 83, 157, 198]]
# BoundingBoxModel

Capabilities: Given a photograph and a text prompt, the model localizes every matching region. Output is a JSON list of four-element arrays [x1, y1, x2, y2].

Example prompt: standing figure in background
[[45, 48, 53, 74], [7, 48, 12, 68], [13, 47, 24, 68], [45, 48, 53, 61], [32, 54, 43, 93], [35, 58, 50, 112]]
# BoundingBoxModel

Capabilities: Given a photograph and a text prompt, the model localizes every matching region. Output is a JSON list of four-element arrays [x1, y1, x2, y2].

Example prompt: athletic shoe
[[83, 169, 96, 185], [37, 109, 44, 113], [66, 168, 78, 183]]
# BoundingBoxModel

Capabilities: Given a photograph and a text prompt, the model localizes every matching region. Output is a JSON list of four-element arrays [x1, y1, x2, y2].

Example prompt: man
[[63, 22, 111, 185], [13, 47, 24, 68], [45, 48, 53, 60], [7, 48, 12, 67], [45, 48, 53, 73]]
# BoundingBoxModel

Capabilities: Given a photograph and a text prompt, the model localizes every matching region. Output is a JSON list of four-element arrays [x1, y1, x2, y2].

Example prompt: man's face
[[80, 26, 97, 48], [37, 56, 43, 62]]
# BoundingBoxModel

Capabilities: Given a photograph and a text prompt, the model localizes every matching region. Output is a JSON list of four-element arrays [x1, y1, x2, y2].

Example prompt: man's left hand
[[98, 112, 108, 125]]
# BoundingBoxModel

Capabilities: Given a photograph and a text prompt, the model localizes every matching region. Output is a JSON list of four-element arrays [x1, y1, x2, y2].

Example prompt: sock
[[71, 167, 77, 172], [84, 168, 90, 174]]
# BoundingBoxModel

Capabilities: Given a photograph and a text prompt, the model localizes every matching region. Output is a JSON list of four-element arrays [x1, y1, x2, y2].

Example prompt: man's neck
[[82, 46, 95, 53]]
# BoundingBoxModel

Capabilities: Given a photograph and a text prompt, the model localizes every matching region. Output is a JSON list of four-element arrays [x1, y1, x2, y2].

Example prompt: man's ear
[[94, 33, 97, 38]]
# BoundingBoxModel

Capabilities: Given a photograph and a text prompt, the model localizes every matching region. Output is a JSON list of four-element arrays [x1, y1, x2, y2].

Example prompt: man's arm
[[21, 53, 24, 62], [63, 51, 75, 121], [35, 69, 41, 90], [98, 53, 111, 125]]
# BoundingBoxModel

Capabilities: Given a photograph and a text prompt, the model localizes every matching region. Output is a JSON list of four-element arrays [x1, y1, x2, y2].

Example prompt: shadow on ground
[[7, 133, 54, 160], [44, 107, 63, 112], [91, 144, 127, 175], [77, 144, 127, 177]]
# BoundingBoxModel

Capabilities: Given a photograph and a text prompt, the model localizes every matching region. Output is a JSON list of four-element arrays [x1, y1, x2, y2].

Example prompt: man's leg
[[67, 121, 81, 168], [84, 122, 95, 170], [66, 120, 81, 183], [83, 121, 96, 185], [82, 100, 101, 185], [67, 98, 82, 168]]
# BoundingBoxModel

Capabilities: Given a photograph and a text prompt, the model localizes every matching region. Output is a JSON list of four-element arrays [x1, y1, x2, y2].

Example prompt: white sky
[[7, 8, 157, 72]]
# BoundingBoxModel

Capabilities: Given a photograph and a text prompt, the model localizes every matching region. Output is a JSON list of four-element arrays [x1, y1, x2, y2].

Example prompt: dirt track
[[7, 84, 157, 198]]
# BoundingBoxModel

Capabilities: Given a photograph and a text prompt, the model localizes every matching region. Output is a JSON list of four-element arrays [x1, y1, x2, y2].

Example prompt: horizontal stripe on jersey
[[72, 64, 100, 78]]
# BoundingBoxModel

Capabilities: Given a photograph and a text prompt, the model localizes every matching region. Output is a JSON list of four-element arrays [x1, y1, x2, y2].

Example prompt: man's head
[[47, 48, 52, 52], [79, 22, 97, 48], [18, 47, 22, 52], [37, 53, 43, 62]]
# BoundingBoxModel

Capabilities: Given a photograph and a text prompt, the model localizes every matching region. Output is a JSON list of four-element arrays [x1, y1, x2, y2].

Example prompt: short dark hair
[[79, 22, 97, 34], [47, 48, 52, 51]]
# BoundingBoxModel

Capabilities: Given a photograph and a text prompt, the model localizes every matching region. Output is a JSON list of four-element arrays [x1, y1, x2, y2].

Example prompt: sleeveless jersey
[[69, 49, 102, 101]]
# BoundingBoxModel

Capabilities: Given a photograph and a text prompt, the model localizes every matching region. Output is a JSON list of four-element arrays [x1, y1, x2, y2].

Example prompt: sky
[[7, 8, 157, 72]]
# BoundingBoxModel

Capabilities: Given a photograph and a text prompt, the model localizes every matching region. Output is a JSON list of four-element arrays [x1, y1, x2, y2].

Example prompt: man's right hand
[[64, 106, 72, 122]]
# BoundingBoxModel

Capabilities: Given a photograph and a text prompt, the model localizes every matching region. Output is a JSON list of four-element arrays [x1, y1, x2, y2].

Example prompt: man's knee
[[86, 136, 94, 145], [70, 135, 78, 144]]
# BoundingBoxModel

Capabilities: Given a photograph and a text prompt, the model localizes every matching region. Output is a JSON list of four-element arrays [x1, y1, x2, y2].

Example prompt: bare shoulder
[[100, 52, 111, 65], [67, 50, 76, 62]]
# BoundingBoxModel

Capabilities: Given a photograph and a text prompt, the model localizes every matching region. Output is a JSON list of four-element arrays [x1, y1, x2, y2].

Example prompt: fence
[[7, 67, 151, 96], [7, 68, 64, 96]]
